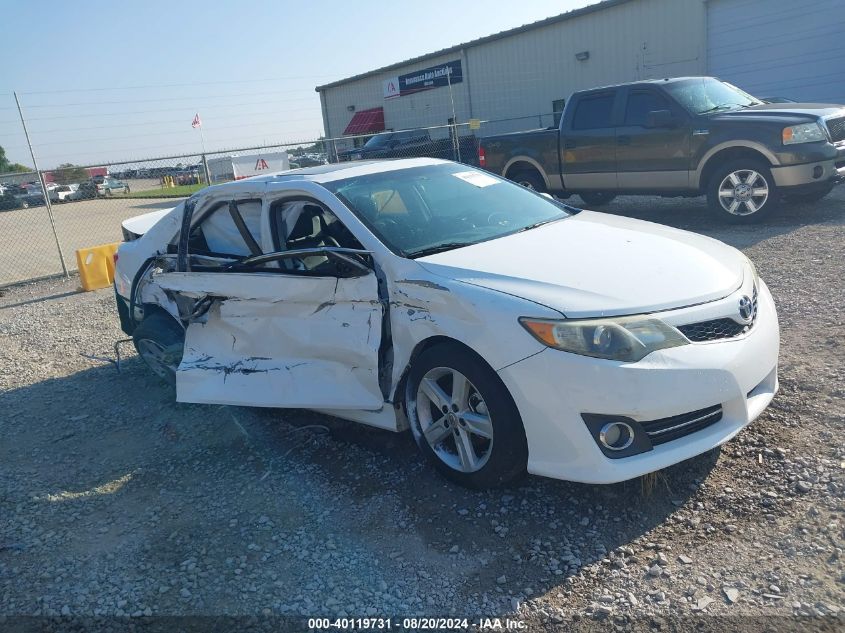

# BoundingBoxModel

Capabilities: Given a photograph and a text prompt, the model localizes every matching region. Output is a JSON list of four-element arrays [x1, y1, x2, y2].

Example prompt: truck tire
[[511, 170, 546, 193], [706, 159, 778, 223], [579, 192, 616, 207]]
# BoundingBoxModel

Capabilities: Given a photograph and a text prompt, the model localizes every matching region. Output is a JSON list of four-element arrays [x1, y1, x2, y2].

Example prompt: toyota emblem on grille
[[738, 295, 754, 323]]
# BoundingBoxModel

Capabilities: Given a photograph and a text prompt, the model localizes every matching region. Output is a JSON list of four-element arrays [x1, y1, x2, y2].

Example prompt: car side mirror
[[646, 110, 675, 128]]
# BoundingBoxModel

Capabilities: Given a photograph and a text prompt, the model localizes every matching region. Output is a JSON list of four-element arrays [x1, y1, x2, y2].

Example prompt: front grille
[[826, 116, 845, 143], [678, 286, 758, 342], [640, 405, 723, 446], [678, 318, 748, 342]]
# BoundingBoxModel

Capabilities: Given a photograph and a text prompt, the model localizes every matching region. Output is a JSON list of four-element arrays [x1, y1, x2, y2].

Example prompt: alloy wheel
[[415, 367, 494, 473], [718, 169, 769, 216], [136, 338, 179, 380]]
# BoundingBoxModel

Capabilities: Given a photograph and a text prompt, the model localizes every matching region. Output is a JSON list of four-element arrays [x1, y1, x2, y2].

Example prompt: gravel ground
[[0, 189, 843, 631]]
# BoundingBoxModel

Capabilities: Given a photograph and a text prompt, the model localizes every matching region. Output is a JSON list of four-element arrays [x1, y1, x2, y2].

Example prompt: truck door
[[560, 90, 619, 191], [615, 88, 691, 190]]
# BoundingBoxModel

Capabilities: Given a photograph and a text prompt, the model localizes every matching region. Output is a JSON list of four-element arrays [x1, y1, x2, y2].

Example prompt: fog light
[[813, 165, 823, 179], [599, 421, 634, 451]]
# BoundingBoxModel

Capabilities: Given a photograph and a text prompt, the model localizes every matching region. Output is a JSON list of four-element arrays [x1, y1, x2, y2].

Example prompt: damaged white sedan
[[114, 158, 779, 488]]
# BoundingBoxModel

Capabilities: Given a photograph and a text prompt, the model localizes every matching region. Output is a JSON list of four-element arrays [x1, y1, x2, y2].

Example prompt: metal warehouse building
[[316, 0, 845, 154]]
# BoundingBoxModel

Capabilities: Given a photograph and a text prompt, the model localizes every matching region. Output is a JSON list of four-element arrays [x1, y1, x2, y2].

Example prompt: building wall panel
[[707, 0, 845, 103]]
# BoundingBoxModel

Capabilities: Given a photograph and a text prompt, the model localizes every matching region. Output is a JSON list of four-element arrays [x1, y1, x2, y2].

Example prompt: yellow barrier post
[[75, 242, 120, 291]]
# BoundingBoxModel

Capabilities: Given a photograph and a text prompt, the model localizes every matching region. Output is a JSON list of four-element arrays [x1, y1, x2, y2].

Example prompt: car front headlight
[[782, 122, 827, 145], [520, 315, 688, 362]]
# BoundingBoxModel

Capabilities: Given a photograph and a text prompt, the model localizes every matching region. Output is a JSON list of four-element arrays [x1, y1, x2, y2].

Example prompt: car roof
[[200, 157, 450, 194]]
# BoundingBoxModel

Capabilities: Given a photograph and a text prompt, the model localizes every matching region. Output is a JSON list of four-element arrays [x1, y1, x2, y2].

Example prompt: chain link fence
[[0, 112, 562, 287]]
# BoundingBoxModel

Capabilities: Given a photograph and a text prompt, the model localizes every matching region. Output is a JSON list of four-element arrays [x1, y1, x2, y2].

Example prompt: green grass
[[125, 183, 206, 198]]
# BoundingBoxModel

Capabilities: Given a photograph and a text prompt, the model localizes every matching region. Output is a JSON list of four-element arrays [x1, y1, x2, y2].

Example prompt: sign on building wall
[[383, 60, 462, 100]]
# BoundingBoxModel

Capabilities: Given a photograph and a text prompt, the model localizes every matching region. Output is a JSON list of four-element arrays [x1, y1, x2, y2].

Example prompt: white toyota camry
[[114, 158, 779, 488]]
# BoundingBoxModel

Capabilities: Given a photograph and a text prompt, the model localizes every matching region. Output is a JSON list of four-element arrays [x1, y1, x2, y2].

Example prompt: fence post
[[446, 70, 461, 163], [14, 91, 69, 279], [201, 153, 211, 184]]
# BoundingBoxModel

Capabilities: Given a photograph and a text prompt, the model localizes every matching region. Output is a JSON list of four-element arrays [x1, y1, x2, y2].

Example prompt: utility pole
[[14, 91, 69, 278]]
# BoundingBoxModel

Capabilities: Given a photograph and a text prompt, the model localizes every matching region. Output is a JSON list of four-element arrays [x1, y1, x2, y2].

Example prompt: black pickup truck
[[478, 77, 845, 222], [337, 129, 478, 164]]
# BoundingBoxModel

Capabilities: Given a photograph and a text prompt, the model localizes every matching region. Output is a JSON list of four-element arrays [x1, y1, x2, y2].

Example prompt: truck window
[[552, 99, 566, 127], [571, 94, 615, 130], [624, 91, 671, 127]]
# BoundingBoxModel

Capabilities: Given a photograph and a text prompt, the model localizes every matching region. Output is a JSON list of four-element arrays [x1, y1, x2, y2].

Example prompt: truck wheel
[[707, 159, 778, 223], [511, 170, 546, 193], [133, 312, 184, 386], [405, 343, 528, 489], [579, 192, 616, 207]]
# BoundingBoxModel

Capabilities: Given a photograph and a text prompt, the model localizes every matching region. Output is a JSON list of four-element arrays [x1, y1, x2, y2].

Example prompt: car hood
[[709, 103, 845, 123], [416, 211, 746, 318]]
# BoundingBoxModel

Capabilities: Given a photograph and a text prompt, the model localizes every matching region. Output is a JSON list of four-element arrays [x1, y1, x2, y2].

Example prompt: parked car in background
[[292, 154, 327, 168], [12, 184, 46, 208], [49, 183, 79, 202], [114, 158, 778, 489], [70, 177, 130, 199], [479, 76, 845, 222], [71, 181, 98, 200], [0, 190, 23, 212], [337, 129, 478, 164], [98, 177, 130, 195]]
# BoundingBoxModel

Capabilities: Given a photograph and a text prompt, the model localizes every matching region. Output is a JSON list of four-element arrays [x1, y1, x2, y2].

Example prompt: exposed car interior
[[182, 197, 364, 275]]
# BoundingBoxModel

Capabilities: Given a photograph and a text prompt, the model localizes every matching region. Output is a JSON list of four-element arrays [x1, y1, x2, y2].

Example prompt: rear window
[[572, 93, 615, 130]]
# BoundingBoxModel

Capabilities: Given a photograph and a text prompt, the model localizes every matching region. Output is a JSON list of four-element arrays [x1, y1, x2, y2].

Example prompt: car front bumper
[[498, 280, 780, 484], [772, 143, 845, 188]]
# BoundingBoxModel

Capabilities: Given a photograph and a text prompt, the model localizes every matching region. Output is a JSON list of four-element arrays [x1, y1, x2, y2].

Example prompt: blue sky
[[0, 0, 596, 169]]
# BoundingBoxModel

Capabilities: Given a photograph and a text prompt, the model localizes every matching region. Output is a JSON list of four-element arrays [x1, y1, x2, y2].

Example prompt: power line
[[0, 111, 319, 137], [26, 116, 322, 146], [16, 89, 318, 109], [16, 74, 341, 96], [34, 131, 323, 162], [19, 98, 320, 121]]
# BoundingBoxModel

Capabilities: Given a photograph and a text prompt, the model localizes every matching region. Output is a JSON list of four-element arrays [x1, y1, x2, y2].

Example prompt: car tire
[[783, 184, 833, 204], [511, 170, 547, 193], [579, 192, 616, 207], [706, 159, 778, 223], [132, 312, 185, 387], [405, 343, 528, 489]]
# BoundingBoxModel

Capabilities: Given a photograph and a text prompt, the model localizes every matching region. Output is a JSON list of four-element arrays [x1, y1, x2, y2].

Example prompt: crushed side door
[[153, 269, 385, 410]]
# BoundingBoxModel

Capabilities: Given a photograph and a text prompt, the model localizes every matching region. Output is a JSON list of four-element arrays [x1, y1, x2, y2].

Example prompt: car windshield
[[362, 133, 393, 149], [324, 163, 574, 257], [664, 78, 761, 115]]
